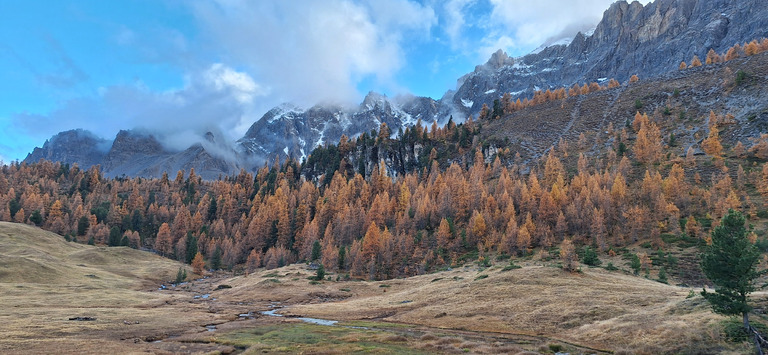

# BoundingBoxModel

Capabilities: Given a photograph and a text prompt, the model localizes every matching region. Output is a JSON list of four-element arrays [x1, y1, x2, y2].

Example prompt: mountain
[[451, 0, 768, 117], [25, 129, 110, 169], [24, 0, 768, 178], [236, 92, 446, 163], [26, 129, 240, 180]]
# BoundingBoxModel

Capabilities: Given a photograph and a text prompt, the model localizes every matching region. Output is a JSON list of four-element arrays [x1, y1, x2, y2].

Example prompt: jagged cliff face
[[237, 92, 445, 162], [23, 0, 768, 179], [26, 130, 240, 180], [25, 130, 110, 169], [452, 0, 768, 116]]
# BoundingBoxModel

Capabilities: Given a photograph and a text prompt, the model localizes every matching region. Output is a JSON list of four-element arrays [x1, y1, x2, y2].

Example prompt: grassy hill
[[0, 222, 233, 354], [206, 260, 763, 354], [1, 221, 765, 354]]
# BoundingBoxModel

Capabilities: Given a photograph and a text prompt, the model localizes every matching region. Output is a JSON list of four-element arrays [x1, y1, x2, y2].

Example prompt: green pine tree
[[315, 263, 325, 281], [701, 209, 762, 334], [338, 246, 346, 270], [185, 234, 198, 264], [657, 267, 668, 284], [210, 247, 222, 270], [175, 267, 186, 284], [108, 226, 122, 247], [630, 254, 641, 275], [29, 210, 43, 226], [311, 240, 322, 262], [77, 216, 89, 236], [582, 247, 602, 266]]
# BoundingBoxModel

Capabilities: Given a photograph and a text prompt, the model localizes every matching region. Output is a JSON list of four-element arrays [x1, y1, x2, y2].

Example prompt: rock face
[[451, 0, 768, 117], [24, 0, 768, 178], [237, 92, 446, 162], [25, 130, 110, 168], [26, 129, 240, 180]]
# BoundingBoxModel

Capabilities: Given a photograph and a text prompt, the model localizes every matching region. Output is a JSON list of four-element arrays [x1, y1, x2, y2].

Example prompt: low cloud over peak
[[11, 63, 263, 153], [190, 0, 436, 106]]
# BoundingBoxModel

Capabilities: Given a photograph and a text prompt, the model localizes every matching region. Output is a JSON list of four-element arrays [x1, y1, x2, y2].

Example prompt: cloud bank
[[3, 0, 655, 160], [441, 0, 652, 60], [190, 0, 436, 106], [12, 63, 262, 152]]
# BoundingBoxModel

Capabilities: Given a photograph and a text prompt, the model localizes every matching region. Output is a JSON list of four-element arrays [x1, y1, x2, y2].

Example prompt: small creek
[[260, 305, 340, 327]]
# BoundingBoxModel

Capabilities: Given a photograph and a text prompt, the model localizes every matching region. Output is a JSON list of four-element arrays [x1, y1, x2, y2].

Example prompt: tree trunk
[[748, 312, 765, 355]]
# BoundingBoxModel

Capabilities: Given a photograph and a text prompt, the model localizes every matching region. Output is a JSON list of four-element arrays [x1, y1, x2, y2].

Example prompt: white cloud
[[443, 0, 474, 50], [204, 63, 268, 104], [476, 0, 652, 59], [11, 63, 265, 152], [189, 0, 436, 106]]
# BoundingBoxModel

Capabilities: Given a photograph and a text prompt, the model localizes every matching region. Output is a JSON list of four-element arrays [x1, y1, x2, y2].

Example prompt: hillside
[[1, 224, 760, 354], [481, 49, 768, 165], [0, 222, 235, 354]]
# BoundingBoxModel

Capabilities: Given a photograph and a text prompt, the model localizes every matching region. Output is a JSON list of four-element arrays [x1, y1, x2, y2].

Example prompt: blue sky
[[0, 0, 645, 162]]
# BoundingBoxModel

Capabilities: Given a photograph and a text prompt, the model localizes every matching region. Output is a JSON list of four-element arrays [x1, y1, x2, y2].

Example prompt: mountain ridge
[[23, 0, 768, 178]]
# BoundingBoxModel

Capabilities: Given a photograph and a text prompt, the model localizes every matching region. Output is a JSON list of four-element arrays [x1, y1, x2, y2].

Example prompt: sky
[[0, 0, 651, 162]]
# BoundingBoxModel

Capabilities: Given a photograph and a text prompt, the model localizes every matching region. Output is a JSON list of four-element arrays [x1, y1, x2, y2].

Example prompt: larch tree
[[701, 210, 762, 339], [691, 55, 702, 67], [192, 252, 206, 275], [706, 48, 721, 64], [633, 121, 663, 165], [560, 238, 578, 272], [702, 127, 724, 158], [155, 222, 173, 257], [745, 40, 759, 56]]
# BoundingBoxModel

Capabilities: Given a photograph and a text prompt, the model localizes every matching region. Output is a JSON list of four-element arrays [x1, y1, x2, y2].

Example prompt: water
[[205, 325, 217, 332], [261, 307, 338, 326], [297, 317, 338, 326], [260, 309, 283, 317]]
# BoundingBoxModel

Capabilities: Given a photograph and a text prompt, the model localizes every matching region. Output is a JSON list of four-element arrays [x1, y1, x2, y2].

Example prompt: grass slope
[[1, 222, 761, 354], [0, 222, 229, 354], [245, 263, 750, 354]]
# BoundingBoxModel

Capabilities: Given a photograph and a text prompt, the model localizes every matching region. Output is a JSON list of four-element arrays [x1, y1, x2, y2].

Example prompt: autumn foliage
[[680, 38, 768, 71], [2, 92, 767, 281]]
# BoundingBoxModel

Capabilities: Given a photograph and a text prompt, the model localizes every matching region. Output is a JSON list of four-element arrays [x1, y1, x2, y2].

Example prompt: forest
[[2, 108, 767, 281], [3, 38, 768, 281]]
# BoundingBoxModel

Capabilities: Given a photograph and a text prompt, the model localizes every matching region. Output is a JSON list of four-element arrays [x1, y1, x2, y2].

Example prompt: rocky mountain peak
[[451, 0, 768, 117], [361, 91, 390, 111], [485, 49, 514, 70], [24, 129, 109, 168], [23, 0, 768, 179]]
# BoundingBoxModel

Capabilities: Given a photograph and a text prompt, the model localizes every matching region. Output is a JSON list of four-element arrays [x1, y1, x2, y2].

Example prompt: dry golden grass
[[0, 222, 234, 354], [279, 263, 749, 354], [0, 221, 758, 354]]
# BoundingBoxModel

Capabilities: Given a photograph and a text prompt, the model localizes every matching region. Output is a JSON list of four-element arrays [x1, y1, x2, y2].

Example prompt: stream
[[261, 305, 340, 326]]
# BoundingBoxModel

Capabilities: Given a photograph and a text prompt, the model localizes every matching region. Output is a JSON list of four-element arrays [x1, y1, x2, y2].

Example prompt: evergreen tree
[[701, 209, 762, 334], [108, 226, 122, 247], [582, 247, 602, 266], [315, 263, 325, 281], [630, 254, 641, 275], [185, 234, 198, 264], [210, 247, 222, 270], [311, 239, 322, 262], [29, 210, 43, 226], [658, 267, 668, 284], [175, 267, 187, 284], [77, 216, 90, 236], [338, 246, 346, 270]]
